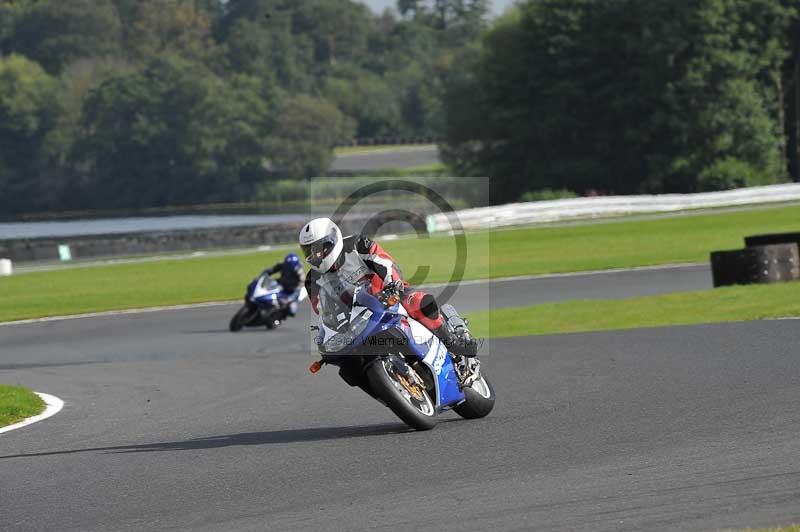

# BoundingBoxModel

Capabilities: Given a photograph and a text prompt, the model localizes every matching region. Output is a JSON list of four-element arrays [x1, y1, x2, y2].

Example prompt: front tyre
[[229, 304, 255, 332], [366, 358, 437, 431], [264, 309, 281, 329], [453, 373, 495, 419]]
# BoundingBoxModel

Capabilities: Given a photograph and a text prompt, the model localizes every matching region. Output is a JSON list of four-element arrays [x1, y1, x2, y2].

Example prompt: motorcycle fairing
[[318, 287, 466, 411], [421, 336, 465, 408], [248, 275, 284, 306]]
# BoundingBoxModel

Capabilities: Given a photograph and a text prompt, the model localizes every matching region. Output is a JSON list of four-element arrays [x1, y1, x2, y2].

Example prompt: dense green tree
[[397, 0, 489, 46], [0, 54, 61, 214], [127, 0, 225, 67], [224, 8, 314, 92], [223, 0, 375, 88], [784, 9, 800, 181], [10, 0, 797, 216], [323, 67, 402, 138], [9, 0, 122, 74], [267, 95, 354, 178], [71, 56, 270, 208], [292, 0, 374, 66], [642, 0, 793, 191], [0, 1, 28, 52], [443, 0, 796, 203], [1, 0, 489, 215], [48, 58, 135, 166]]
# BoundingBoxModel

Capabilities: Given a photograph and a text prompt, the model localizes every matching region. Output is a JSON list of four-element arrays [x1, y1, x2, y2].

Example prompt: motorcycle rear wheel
[[366, 357, 437, 431]]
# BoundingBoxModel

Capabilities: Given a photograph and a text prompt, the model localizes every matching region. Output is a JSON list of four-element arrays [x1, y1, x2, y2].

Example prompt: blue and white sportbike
[[229, 272, 301, 332], [310, 279, 495, 431]]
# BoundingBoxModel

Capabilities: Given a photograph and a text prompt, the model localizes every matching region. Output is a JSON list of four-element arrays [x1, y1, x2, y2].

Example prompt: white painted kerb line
[[0, 393, 64, 435], [0, 300, 239, 327]]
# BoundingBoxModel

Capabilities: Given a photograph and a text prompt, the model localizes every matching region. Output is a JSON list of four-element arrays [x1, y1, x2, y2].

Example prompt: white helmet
[[299, 217, 343, 273]]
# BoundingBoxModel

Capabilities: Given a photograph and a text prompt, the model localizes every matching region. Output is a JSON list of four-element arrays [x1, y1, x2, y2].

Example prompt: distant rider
[[263, 253, 306, 318], [298, 218, 477, 357]]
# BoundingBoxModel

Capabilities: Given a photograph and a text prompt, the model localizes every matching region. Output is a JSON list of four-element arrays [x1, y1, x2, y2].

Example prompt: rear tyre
[[229, 304, 255, 332], [453, 374, 495, 419], [366, 358, 437, 431]]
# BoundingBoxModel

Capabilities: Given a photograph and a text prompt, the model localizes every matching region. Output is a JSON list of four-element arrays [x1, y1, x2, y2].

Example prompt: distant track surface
[[0, 149, 437, 240], [330, 145, 440, 171], [2, 265, 799, 532]]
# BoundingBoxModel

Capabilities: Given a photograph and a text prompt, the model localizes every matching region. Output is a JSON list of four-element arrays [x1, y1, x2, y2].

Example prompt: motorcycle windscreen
[[317, 281, 379, 354], [251, 275, 281, 301]]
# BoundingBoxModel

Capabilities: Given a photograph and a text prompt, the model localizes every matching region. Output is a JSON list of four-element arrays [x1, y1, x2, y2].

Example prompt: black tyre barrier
[[710, 243, 799, 288], [744, 232, 800, 248]]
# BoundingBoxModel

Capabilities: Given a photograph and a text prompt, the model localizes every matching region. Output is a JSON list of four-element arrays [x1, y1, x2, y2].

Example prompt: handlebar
[[377, 280, 404, 306]]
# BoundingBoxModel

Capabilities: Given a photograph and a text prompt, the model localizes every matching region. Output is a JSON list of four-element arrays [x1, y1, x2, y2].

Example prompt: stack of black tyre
[[711, 233, 800, 287]]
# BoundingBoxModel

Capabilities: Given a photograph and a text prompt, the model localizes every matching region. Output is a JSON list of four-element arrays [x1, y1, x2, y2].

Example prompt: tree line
[[442, 0, 800, 204], [0, 0, 489, 216], [3, 0, 800, 216]]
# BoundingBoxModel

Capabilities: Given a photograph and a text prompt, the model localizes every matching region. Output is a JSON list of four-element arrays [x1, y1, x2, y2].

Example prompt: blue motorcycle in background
[[311, 280, 495, 430], [229, 272, 294, 332]]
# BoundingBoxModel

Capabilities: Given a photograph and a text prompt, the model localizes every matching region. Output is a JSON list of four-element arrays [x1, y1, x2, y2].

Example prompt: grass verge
[[1, 203, 800, 322], [736, 527, 800, 532], [0, 385, 45, 428], [466, 281, 800, 338], [334, 144, 436, 155], [366, 163, 448, 177]]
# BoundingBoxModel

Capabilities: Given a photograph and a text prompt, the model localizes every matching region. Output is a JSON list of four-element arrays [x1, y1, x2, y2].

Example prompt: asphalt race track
[[2, 265, 799, 532]]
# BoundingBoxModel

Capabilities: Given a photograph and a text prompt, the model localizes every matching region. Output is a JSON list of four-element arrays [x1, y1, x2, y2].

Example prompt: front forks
[[453, 355, 482, 388], [387, 355, 428, 401]]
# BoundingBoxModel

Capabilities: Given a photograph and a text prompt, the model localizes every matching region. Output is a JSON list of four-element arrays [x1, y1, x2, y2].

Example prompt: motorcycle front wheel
[[453, 373, 495, 419], [366, 357, 437, 431], [229, 304, 256, 332]]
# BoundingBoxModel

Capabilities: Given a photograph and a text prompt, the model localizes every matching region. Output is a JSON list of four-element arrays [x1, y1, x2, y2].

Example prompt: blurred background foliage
[[442, 0, 800, 203], [0, 0, 490, 216], [0, 0, 799, 216]]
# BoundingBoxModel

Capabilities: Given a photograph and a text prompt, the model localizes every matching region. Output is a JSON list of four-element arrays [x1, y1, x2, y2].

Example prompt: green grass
[[367, 163, 448, 177], [485, 203, 800, 278], [0, 250, 289, 322], [466, 281, 800, 338], [0, 385, 45, 428], [736, 527, 800, 532], [1, 203, 800, 322], [334, 144, 436, 155]]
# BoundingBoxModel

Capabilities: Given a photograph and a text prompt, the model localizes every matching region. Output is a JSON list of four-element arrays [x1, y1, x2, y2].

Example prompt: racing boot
[[436, 303, 478, 357], [405, 292, 478, 357], [433, 322, 478, 358]]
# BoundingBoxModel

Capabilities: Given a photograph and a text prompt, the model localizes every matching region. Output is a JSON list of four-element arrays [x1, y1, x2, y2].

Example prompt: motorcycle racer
[[262, 253, 306, 318], [299, 217, 478, 357]]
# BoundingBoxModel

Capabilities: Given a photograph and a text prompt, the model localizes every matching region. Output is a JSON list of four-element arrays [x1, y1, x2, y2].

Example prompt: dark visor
[[301, 236, 335, 267]]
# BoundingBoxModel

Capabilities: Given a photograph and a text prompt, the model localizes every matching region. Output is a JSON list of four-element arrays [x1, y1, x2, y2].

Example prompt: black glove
[[379, 280, 404, 305], [389, 280, 404, 294]]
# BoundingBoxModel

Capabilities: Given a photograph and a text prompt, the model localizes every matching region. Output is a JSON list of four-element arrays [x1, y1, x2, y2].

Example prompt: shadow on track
[[181, 329, 241, 334], [181, 328, 295, 334], [0, 423, 410, 460]]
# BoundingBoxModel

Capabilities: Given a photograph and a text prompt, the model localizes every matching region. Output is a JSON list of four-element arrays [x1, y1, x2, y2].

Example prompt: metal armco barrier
[[0, 213, 423, 264], [426, 183, 800, 232]]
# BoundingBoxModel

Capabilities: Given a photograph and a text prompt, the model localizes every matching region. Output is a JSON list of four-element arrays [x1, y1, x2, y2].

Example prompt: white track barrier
[[426, 183, 800, 232], [0, 259, 12, 276]]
